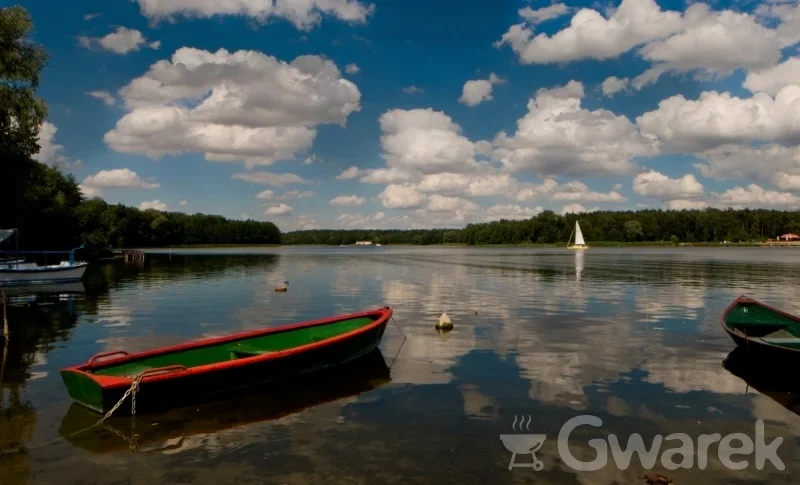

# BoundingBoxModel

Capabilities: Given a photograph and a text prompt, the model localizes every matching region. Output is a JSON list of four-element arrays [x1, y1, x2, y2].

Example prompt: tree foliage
[[285, 208, 800, 245], [283, 229, 453, 245], [0, 5, 48, 159], [76, 199, 281, 248]]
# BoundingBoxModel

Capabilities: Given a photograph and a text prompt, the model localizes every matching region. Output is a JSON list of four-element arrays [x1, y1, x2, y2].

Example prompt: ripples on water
[[2, 247, 800, 484]]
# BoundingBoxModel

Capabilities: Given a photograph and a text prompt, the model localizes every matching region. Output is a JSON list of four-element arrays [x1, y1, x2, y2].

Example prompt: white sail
[[574, 222, 586, 246]]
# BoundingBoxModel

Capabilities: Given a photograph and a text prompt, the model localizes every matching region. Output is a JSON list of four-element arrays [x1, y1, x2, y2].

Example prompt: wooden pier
[[123, 250, 146, 262]]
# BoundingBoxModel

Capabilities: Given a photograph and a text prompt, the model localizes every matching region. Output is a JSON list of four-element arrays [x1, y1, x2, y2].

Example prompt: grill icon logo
[[500, 415, 546, 471]]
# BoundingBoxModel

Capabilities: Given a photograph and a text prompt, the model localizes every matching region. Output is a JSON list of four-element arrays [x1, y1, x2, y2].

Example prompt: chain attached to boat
[[389, 315, 407, 370], [0, 372, 145, 457], [95, 373, 143, 426]]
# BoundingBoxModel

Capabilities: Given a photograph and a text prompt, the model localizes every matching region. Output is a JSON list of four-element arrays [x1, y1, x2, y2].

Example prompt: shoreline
[[115, 241, 800, 250]]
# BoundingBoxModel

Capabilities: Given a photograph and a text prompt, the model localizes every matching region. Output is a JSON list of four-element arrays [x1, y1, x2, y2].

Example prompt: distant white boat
[[567, 221, 589, 250], [0, 229, 88, 285], [375, 243, 382, 247]]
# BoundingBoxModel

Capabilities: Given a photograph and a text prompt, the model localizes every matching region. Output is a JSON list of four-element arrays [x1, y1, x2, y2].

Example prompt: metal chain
[[0, 373, 144, 457], [389, 315, 407, 370], [95, 374, 143, 427]]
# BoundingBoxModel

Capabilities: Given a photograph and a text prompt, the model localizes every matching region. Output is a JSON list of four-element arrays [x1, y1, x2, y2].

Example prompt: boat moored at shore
[[60, 307, 393, 413]]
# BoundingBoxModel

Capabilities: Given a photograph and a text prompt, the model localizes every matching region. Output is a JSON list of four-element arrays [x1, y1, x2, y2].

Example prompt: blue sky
[[23, 0, 800, 230]]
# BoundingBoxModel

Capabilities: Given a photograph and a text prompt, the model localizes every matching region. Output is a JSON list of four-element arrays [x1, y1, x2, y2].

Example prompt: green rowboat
[[59, 349, 391, 453], [721, 296, 800, 359], [60, 307, 392, 413]]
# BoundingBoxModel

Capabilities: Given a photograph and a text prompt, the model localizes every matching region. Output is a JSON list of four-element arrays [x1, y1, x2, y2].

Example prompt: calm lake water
[[2, 246, 800, 484]]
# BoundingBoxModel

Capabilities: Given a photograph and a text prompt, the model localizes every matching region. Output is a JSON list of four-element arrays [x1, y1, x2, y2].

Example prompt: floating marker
[[435, 311, 453, 330], [274, 280, 289, 293]]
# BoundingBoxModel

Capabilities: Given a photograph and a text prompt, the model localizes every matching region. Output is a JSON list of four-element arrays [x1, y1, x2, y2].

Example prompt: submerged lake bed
[[2, 246, 800, 484]]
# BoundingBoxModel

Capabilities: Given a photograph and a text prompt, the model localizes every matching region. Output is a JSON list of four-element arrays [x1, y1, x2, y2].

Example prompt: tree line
[[281, 229, 458, 246], [283, 208, 800, 245], [0, 6, 281, 254]]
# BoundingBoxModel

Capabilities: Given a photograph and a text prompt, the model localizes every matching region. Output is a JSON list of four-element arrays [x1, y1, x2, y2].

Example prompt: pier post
[[2, 290, 7, 340]]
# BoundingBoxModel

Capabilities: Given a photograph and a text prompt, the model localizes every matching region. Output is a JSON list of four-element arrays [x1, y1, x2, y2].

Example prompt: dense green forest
[[283, 208, 800, 245], [282, 229, 459, 246], [0, 6, 281, 253]]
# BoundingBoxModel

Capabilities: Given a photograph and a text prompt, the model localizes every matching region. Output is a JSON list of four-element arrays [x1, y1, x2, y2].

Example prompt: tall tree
[[0, 5, 48, 158]]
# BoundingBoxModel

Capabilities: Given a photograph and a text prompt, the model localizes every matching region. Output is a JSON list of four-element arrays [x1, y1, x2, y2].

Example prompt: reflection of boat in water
[[3, 281, 85, 300], [58, 349, 391, 454], [574, 250, 584, 282], [723, 347, 800, 418]]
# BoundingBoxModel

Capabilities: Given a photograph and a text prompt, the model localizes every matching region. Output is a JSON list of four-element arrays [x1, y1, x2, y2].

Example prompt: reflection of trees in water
[[0, 295, 80, 483], [79, 255, 280, 317], [2, 297, 79, 384]]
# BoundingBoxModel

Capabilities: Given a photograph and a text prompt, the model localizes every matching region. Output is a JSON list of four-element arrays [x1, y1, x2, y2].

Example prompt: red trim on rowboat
[[61, 307, 393, 389]]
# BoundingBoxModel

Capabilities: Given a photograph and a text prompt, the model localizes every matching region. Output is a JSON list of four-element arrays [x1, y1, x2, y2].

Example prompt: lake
[[2, 246, 800, 484]]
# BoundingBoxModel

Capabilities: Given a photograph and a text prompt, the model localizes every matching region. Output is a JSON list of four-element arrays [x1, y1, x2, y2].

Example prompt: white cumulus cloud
[[265, 203, 293, 216], [279, 189, 315, 200], [337, 211, 386, 228], [601, 76, 629, 97], [425, 194, 479, 213], [459, 73, 506, 107], [561, 203, 599, 215], [32, 122, 81, 169], [135, 0, 375, 30], [106, 48, 361, 167], [493, 81, 656, 177], [232, 171, 308, 186], [345, 63, 360, 74], [666, 199, 709, 210], [78, 27, 160, 54], [637, 86, 800, 152], [336, 166, 362, 180], [379, 108, 484, 174], [714, 184, 800, 208], [330, 194, 366, 206], [744, 57, 800, 96], [402, 85, 424, 94], [139, 199, 168, 211], [633, 4, 787, 89], [495, 0, 684, 64], [81, 169, 160, 197], [378, 184, 425, 209], [632, 170, 704, 199], [518, 3, 570, 24], [87, 90, 116, 106], [483, 204, 543, 221], [515, 179, 625, 203], [256, 189, 275, 200], [497, 0, 800, 90]]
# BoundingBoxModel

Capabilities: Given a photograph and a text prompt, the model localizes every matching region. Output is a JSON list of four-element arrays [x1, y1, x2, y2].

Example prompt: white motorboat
[[0, 229, 88, 285]]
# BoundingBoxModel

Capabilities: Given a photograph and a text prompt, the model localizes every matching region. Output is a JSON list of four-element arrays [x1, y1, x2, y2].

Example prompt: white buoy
[[274, 280, 289, 293], [435, 311, 453, 330]]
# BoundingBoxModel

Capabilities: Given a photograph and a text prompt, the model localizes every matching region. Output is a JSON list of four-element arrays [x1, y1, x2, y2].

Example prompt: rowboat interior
[[91, 315, 378, 378], [724, 301, 800, 349]]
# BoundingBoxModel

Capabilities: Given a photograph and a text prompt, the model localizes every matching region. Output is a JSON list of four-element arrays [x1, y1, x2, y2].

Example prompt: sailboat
[[567, 221, 589, 250]]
